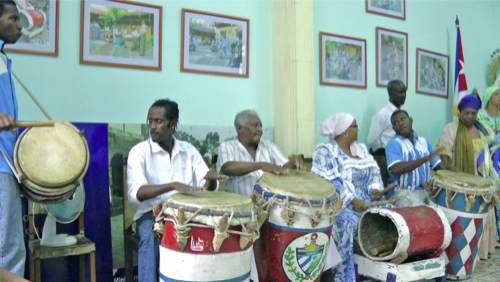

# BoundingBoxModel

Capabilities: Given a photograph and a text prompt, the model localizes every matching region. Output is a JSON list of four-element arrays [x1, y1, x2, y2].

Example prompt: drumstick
[[14, 121, 55, 128], [11, 72, 52, 120], [378, 250, 393, 257], [366, 199, 395, 208], [371, 237, 398, 256], [381, 182, 397, 194]]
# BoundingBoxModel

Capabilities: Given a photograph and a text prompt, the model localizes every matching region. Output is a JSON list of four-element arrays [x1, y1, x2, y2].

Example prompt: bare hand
[[0, 113, 15, 132], [172, 182, 204, 192], [261, 163, 288, 175], [203, 170, 228, 181], [426, 147, 445, 162], [351, 199, 368, 213], [288, 154, 305, 170], [372, 190, 384, 200]]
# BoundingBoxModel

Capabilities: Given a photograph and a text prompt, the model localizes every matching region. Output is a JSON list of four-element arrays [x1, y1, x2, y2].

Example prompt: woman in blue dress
[[311, 113, 394, 282]]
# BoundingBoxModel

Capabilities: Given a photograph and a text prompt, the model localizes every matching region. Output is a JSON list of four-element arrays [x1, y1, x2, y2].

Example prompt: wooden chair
[[122, 156, 139, 282], [28, 202, 96, 282]]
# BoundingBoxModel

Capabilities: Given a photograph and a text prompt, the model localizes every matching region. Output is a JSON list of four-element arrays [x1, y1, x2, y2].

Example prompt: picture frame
[[4, 0, 59, 56], [181, 9, 249, 78], [366, 0, 405, 20], [80, 0, 162, 71], [319, 32, 367, 88], [376, 27, 408, 87], [416, 48, 449, 98]]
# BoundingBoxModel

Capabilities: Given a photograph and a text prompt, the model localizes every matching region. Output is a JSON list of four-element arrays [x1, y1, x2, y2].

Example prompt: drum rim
[[14, 121, 90, 189], [253, 184, 339, 205], [21, 186, 76, 204], [429, 177, 497, 196], [165, 202, 258, 218]]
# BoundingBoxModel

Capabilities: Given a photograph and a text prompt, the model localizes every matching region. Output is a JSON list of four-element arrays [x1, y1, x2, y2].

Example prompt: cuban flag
[[454, 16, 468, 103]]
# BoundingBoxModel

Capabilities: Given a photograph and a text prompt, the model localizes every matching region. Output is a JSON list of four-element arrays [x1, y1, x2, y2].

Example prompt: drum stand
[[354, 254, 447, 282]]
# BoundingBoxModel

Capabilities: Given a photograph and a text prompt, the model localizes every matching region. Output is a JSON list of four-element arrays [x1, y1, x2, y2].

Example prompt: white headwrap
[[318, 113, 364, 159]]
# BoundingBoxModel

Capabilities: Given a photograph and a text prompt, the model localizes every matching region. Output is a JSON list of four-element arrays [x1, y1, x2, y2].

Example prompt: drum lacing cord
[[0, 150, 22, 183], [261, 192, 339, 221], [163, 207, 258, 238]]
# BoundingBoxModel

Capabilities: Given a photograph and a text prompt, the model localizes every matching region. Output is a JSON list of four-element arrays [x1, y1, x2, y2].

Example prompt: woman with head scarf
[[438, 94, 497, 260], [477, 85, 500, 138], [311, 113, 394, 282]]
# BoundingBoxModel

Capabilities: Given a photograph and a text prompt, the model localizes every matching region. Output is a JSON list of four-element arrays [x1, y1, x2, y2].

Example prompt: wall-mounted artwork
[[376, 27, 408, 87], [80, 0, 162, 70], [181, 9, 249, 77], [366, 0, 405, 20], [4, 0, 59, 56], [416, 48, 449, 98], [319, 32, 367, 88]]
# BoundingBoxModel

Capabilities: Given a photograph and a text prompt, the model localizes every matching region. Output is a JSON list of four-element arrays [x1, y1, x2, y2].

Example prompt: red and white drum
[[153, 192, 259, 282], [252, 170, 342, 282], [358, 206, 451, 261]]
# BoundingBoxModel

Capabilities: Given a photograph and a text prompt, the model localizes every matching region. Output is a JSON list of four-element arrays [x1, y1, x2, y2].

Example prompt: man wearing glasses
[[127, 99, 226, 282], [216, 109, 304, 198]]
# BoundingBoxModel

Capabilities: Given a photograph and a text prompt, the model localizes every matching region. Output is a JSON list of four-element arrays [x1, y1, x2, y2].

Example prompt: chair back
[[122, 156, 137, 232]]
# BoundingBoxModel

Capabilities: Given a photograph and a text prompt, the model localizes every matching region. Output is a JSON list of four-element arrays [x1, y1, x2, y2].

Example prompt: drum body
[[429, 170, 496, 280], [19, 9, 46, 30], [358, 206, 451, 261], [252, 170, 341, 282], [14, 121, 89, 204], [154, 192, 259, 282]]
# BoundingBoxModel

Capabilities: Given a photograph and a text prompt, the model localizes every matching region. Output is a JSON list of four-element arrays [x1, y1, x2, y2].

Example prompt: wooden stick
[[11, 72, 52, 120], [381, 182, 397, 194], [378, 250, 393, 257], [14, 121, 55, 128], [371, 237, 398, 256], [367, 199, 395, 208]]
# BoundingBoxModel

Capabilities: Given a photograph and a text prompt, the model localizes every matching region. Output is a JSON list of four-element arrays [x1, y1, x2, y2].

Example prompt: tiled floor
[[466, 250, 500, 282]]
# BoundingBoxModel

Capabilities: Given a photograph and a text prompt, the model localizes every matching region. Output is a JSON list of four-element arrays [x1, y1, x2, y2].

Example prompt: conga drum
[[358, 206, 451, 261], [252, 170, 342, 282], [153, 192, 260, 282], [12, 121, 89, 204], [429, 170, 497, 280]]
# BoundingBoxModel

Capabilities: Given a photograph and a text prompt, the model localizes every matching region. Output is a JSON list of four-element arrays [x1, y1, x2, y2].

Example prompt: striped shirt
[[386, 134, 441, 191], [216, 138, 288, 197]]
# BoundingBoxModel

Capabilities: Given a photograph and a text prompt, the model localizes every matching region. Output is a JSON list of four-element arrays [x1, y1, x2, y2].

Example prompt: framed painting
[[416, 48, 449, 98], [376, 27, 408, 87], [181, 9, 249, 77], [4, 0, 59, 56], [80, 0, 162, 70], [319, 32, 366, 88], [366, 0, 405, 20]]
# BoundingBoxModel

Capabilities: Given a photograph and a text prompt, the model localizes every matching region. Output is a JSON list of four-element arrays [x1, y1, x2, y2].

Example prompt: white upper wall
[[314, 0, 500, 147]]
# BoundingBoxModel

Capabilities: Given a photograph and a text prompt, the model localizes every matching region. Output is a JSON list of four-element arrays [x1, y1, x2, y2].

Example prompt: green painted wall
[[314, 0, 500, 147], [11, 0, 272, 127]]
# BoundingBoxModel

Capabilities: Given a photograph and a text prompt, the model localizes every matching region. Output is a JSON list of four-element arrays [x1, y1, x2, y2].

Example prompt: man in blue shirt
[[386, 110, 444, 207], [0, 1, 24, 277]]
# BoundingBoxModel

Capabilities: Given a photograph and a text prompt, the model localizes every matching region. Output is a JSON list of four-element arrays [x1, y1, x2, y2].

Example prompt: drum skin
[[14, 121, 89, 204], [429, 170, 496, 280]]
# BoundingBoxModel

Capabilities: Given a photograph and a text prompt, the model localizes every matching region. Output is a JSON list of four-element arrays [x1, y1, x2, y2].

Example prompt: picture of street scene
[[324, 40, 363, 82], [380, 34, 405, 82], [88, 4, 155, 60], [369, 0, 403, 13], [418, 55, 447, 92], [188, 18, 243, 68], [13, 0, 53, 47]]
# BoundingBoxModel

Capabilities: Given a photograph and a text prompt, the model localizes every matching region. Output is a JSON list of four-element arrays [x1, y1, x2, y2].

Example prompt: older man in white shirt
[[127, 99, 226, 282], [367, 79, 407, 187], [216, 110, 303, 197]]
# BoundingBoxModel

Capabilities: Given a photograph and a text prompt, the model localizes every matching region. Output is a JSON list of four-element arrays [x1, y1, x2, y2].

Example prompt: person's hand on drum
[[203, 170, 228, 181], [371, 190, 384, 201], [172, 182, 204, 193], [288, 154, 305, 170], [261, 163, 288, 175], [426, 147, 445, 162], [0, 113, 15, 133], [351, 199, 368, 213]]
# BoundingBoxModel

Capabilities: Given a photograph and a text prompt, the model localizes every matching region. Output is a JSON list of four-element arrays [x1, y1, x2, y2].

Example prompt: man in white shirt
[[139, 20, 147, 55], [367, 79, 406, 187], [127, 99, 226, 282], [216, 110, 303, 197]]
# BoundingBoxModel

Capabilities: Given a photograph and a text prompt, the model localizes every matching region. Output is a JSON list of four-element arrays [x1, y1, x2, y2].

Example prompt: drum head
[[434, 170, 494, 189], [15, 121, 89, 188], [167, 191, 254, 213], [257, 170, 336, 200]]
